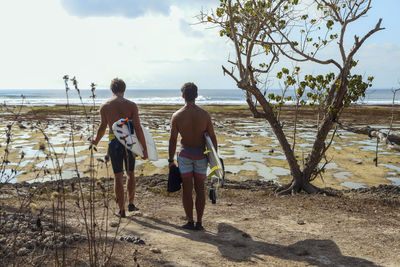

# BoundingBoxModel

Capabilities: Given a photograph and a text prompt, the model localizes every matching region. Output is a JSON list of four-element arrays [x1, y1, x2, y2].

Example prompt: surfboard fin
[[209, 188, 216, 204]]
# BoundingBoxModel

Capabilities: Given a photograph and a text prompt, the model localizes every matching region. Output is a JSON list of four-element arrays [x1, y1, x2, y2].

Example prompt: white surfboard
[[112, 119, 158, 161], [204, 132, 224, 180]]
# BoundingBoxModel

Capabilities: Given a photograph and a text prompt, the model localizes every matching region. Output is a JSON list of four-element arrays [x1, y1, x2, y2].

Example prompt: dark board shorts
[[108, 138, 135, 174]]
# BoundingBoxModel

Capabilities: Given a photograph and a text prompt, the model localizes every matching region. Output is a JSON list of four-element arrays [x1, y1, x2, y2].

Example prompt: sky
[[0, 0, 399, 90]]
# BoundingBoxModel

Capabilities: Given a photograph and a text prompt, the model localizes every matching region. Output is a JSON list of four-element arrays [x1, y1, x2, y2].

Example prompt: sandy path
[[110, 181, 400, 267]]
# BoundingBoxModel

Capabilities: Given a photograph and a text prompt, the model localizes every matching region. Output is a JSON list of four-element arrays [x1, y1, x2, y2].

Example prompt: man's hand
[[89, 141, 97, 151], [169, 161, 176, 168], [142, 149, 148, 160]]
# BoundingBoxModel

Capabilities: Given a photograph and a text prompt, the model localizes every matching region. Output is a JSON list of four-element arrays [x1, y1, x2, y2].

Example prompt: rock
[[134, 238, 145, 245], [17, 247, 30, 256], [109, 221, 119, 228], [11, 225, 18, 232], [44, 231, 53, 237], [150, 247, 161, 254], [25, 241, 35, 250], [66, 236, 74, 245], [43, 237, 53, 244], [126, 237, 134, 243], [72, 233, 82, 241], [45, 241, 54, 248], [58, 236, 66, 243], [297, 220, 305, 225]]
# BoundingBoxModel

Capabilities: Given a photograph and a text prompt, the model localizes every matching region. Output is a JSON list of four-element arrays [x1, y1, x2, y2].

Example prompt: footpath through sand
[[113, 176, 400, 266]]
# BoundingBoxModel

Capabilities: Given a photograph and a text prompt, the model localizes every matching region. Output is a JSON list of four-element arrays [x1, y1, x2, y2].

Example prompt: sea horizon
[[0, 88, 399, 106]]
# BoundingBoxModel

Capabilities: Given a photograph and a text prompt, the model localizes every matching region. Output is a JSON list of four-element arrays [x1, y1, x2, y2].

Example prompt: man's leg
[[182, 176, 194, 223], [125, 151, 138, 211], [193, 175, 206, 223], [193, 157, 208, 230], [114, 172, 125, 212], [126, 170, 135, 205], [108, 140, 127, 217], [178, 155, 195, 229]]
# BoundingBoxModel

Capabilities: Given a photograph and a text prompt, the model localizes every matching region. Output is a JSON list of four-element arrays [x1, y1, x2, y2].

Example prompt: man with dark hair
[[92, 78, 148, 218], [169, 82, 218, 230]]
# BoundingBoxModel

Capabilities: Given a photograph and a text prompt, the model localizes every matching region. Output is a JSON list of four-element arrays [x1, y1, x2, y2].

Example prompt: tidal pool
[[333, 171, 352, 180], [387, 177, 400, 186], [381, 164, 400, 173], [340, 181, 366, 189], [225, 162, 290, 181]]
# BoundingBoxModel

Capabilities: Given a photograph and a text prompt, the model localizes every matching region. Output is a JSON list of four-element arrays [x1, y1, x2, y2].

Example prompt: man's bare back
[[171, 103, 215, 149], [100, 96, 139, 134]]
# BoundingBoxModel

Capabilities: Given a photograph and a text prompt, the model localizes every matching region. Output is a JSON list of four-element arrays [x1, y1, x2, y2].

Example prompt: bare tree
[[202, 0, 384, 194]]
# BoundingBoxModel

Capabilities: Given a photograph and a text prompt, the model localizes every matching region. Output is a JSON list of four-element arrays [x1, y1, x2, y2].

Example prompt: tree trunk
[[336, 123, 400, 151], [240, 84, 321, 193], [302, 71, 349, 182]]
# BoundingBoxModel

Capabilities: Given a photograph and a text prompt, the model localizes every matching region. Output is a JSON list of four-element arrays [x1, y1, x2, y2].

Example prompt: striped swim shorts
[[177, 146, 208, 179]]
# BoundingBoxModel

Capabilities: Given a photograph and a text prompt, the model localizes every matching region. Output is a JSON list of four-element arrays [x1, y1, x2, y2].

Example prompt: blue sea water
[[0, 88, 398, 106]]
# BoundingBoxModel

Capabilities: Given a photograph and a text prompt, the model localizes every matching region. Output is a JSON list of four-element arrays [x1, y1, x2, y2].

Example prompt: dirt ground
[[1, 176, 399, 267], [1, 104, 400, 266]]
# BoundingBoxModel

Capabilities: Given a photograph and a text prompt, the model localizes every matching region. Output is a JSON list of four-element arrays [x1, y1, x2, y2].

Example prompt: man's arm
[[206, 113, 218, 152], [168, 114, 178, 166], [131, 104, 148, 159], [92, 105, 107, 146]]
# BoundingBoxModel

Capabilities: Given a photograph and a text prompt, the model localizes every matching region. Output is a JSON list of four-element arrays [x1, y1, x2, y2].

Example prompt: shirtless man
[[92, 78, 148, 218], [169, 82, 217, 230]]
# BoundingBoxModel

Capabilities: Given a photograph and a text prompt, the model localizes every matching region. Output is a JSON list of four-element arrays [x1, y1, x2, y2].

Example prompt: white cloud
[[60, 0, 218, 18], [0, 0, 231, 89], [60, 0, 172, 18]]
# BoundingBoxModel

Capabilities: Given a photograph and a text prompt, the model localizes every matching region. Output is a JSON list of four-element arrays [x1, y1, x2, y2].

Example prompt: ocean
[[0, 88, 398, 106]]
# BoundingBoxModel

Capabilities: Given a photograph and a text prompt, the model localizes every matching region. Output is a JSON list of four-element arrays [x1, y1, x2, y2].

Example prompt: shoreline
[[3, 103, 400, 107]]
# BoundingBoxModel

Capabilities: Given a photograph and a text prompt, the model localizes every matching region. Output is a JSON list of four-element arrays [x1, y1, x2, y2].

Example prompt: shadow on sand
[[130, 215, 380, 266]]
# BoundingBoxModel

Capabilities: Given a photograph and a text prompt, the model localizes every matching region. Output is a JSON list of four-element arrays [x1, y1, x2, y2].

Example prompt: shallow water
[[340, 181, 366, 189], [225, 162, 290, 181], [333, 171, 352, 180], [381, 164, 400, 173], [151, 159, 168, 168], [27, 168, 84, 183], [387, 177, 400, 186]]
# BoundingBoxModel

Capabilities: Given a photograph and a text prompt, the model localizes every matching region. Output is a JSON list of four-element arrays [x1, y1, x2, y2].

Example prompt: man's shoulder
[[123, 97, 136, 105], [197, 106, 209, 114], [104, 97, 137, 107], [173, 106, 185, 115], [99, 101, 110, 111], [195, 106, 211, 118]]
